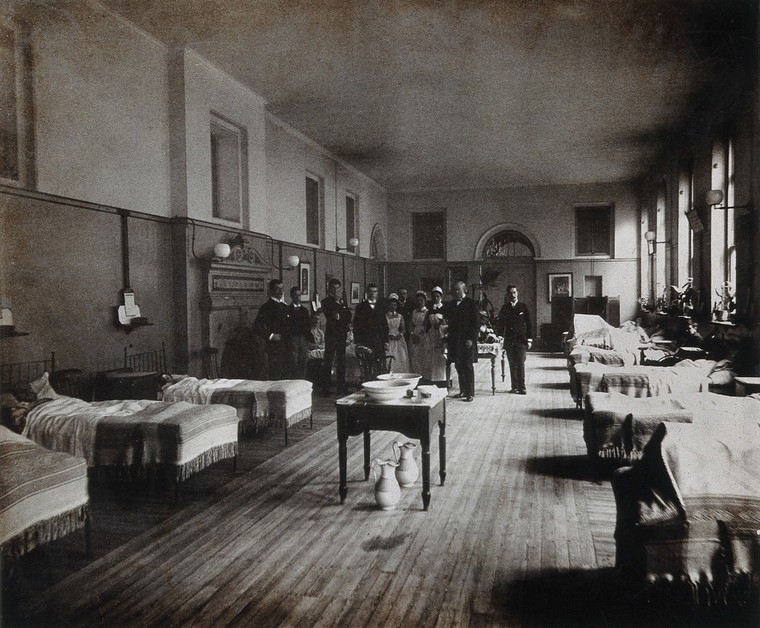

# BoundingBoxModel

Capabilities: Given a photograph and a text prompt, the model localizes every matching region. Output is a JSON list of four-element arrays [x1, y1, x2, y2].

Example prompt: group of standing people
[[354, 285, 448, 384], [254, 276, 533, 400], [253, 279, 327, 381]]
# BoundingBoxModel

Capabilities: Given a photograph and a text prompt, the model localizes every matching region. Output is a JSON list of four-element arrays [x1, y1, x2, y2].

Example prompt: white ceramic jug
[[392, 440, 419, 487], [372, 459, 401, 510]]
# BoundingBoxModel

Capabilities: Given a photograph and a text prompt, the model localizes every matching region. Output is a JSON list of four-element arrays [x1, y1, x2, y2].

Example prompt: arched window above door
[[483, 230, 535, 258]]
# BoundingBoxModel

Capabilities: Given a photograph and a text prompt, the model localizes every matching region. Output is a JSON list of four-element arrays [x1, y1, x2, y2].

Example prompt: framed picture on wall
[[298, 262, 311, 302], [447, 266, 467, 292], [548, 273, 572, 302], [350, 282, 361, 304]]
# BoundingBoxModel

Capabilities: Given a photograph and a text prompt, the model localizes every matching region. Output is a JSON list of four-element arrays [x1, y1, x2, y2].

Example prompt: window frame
[[305, 172, 324, 248], [0, 18, 34, 188], [209, 112, 248, 227], [676, 160, 694, 286], [411, 210, 447, 261], [345, 191, 358, 254], [574, 203, 614, 257], [709, 134, 736, 296]]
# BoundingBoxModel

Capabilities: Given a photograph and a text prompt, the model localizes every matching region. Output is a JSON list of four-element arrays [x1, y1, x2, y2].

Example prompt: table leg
[[491, 355, 496, 395], [363, 430, 371, 480], [339, 434, 348, 504], [422, 434, 431, 511], [439, 416, 446, 486]]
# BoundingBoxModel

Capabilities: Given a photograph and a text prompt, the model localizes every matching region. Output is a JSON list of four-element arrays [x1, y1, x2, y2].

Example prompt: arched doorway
[[477, 228, 537, 329]]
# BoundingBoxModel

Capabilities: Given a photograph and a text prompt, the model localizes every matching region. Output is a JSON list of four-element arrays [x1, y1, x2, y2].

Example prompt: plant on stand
[[713, 281, 735, 322]]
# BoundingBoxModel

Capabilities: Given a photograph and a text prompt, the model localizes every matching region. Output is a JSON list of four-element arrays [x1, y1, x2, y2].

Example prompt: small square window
[[576, 205, 612, 256], [346, 194, 357, 250], [0, 22, 32, 186], [210, 116, 247, 224], [305, 175, 321, 246], [412, 212, 446, 260]]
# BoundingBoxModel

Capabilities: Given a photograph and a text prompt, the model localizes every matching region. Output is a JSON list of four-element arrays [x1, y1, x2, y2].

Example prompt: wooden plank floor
[[5, 353, 751, 626]]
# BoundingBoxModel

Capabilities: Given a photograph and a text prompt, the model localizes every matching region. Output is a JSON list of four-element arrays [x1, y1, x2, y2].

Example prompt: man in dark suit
[[321, 277, 352, 396], [254, 278, 293, 379], [287, 286, 311, 378], [497, 284, 533, 394], [353, 283, 389, 359], [446, 281, 479, 402]]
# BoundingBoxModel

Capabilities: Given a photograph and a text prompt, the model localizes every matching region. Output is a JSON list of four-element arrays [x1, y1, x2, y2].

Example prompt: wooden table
[[445, 342, 505, 395], [478, 342, 505, 395], [336, 387, 447, 511]]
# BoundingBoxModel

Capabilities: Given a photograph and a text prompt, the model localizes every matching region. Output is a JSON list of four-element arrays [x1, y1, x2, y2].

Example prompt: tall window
[[0, 24, 19, 182], [412, 211, 445, 260], [575, 205, 612, 256], [726, 138, 736, 286], [654, 184, 667, 300], [210, 115, 247, 224], [305, 174, 322, 246], [0, 21, 32, 186], [709, 136, 735, 295], [345, 193, 357, 251], [677, 162, 694, 286]]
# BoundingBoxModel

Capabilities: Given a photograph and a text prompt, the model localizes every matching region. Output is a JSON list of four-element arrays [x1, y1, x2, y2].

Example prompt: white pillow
[[29, 372, 60, 400]]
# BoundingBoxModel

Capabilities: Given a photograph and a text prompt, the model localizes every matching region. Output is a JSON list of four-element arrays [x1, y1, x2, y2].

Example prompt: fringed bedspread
[[612, 421, 760, 606], [22, 397, 238, 482], [160, 376, 313, 431], [584, 391, 760, 461], [1, 426, 89, 559]]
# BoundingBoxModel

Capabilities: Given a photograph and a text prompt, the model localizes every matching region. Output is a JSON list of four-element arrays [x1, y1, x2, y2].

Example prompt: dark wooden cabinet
[[550, 295, 621, 336], [93, 369, 162, 401]]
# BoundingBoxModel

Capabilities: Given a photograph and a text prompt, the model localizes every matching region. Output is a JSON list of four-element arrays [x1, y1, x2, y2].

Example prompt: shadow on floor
[[493, 568, 759, 627], [526, 455, 612, 482], [533, 365, 569, 371], [531, 407, 584, 421], [533, 382, 571, 390]]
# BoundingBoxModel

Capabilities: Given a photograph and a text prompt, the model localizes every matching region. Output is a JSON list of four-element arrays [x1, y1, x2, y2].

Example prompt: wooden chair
[[355, 345, 394, 381], [201, 347, 220, 379]]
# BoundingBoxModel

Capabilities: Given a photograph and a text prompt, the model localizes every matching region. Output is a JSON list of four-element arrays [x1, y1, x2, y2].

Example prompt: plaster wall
[[32, 1, 171, 216]]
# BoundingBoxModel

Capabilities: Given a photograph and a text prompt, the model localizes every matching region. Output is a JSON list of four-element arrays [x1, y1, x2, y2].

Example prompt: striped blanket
[[160, 377, 312, 430], [1, 426, 88, 559], [23, 396, 238, 481], [573, 361, 712, 403]]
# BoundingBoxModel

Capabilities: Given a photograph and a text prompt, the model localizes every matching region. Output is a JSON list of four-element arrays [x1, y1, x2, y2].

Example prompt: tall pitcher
[[392, 440, 419, 487], [372, 459, 401, 510]]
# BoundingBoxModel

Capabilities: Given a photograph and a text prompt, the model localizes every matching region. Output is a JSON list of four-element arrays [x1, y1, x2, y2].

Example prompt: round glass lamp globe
[[213, 243, 231, 259], [286, 255, 300, 268]]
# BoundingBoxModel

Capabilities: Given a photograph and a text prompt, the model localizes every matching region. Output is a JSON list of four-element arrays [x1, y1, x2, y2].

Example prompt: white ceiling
[[99, 0, 750, 191]]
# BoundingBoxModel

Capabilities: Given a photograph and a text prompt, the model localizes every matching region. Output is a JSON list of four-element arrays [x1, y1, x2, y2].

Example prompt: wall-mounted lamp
[[212, 243, 231, 262], [644, 230, 669, 256], [706, 189, 750, 212], [283, 255, 301, 269], [336, 237, 359, 253]]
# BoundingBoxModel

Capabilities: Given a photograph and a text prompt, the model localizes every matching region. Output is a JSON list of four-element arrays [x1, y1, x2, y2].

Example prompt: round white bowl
[[376, 372, 422, 389], [362, 379, 410, 403]]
